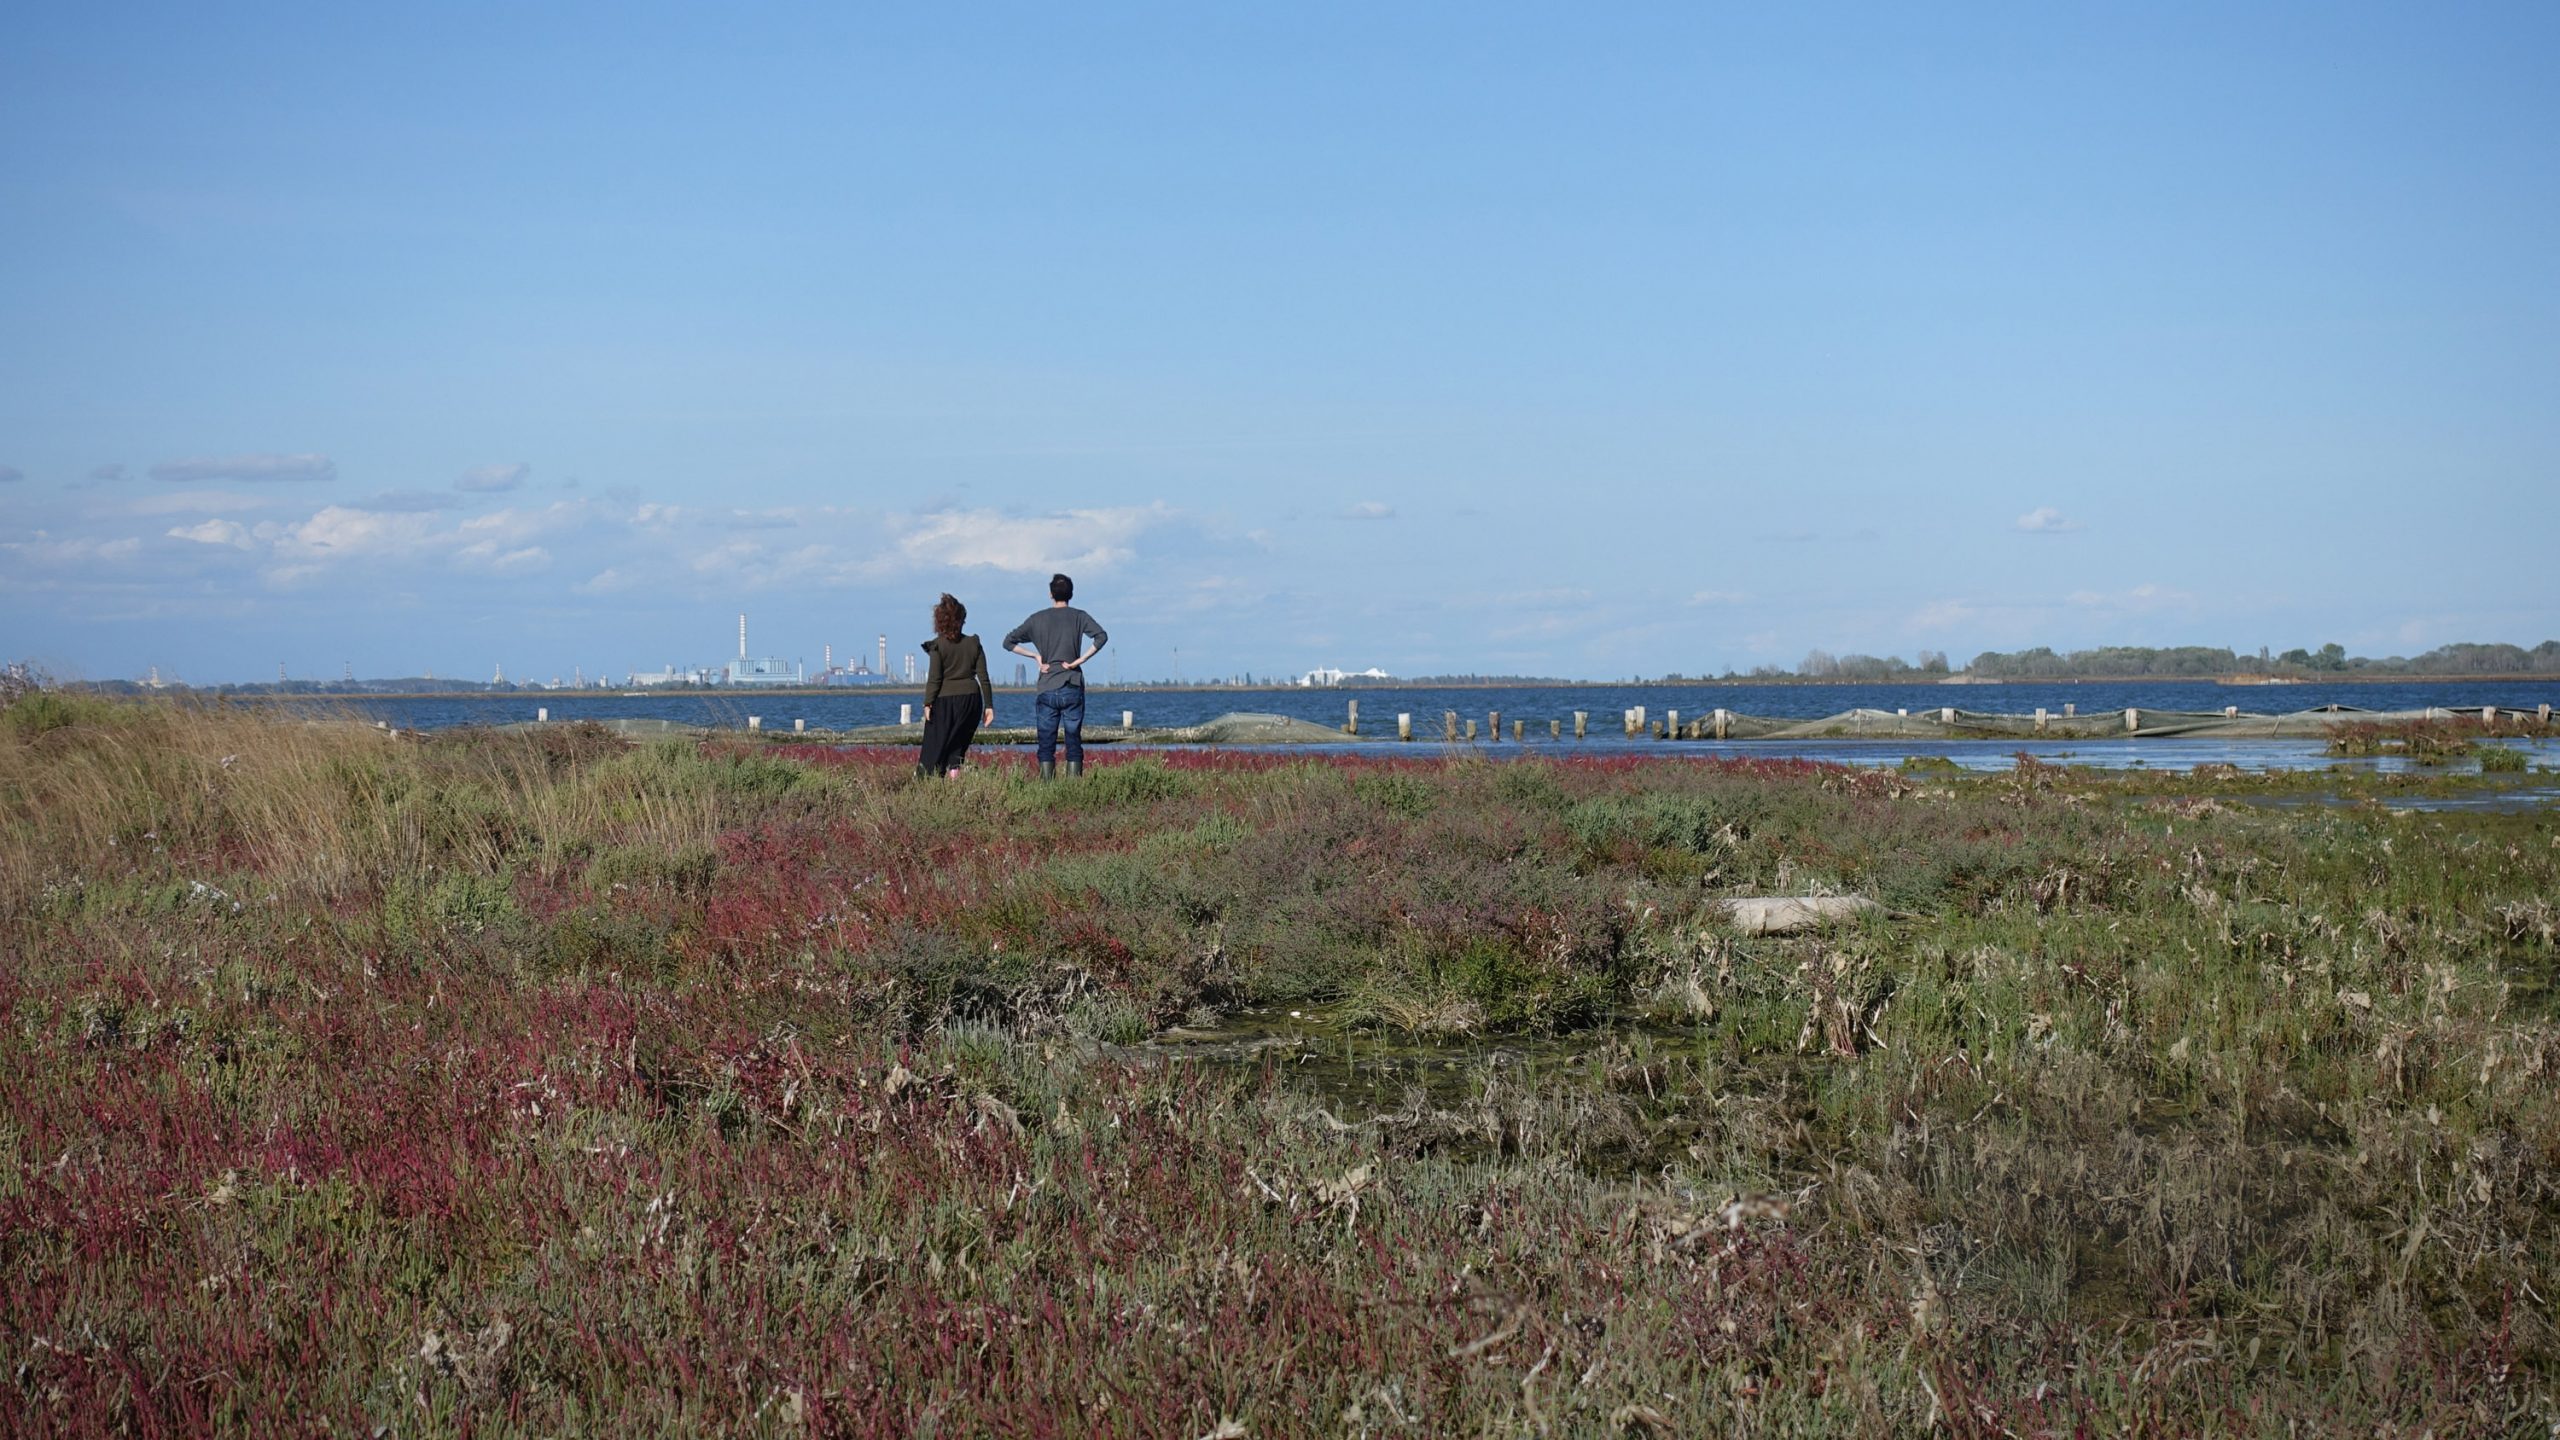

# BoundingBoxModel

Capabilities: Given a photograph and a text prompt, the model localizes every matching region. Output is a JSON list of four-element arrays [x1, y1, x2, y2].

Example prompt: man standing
[[1003, 573, 1109, 778]]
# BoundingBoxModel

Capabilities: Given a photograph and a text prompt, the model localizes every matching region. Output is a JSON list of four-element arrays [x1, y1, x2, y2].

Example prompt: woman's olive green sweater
[[921, 634, 993, 707]]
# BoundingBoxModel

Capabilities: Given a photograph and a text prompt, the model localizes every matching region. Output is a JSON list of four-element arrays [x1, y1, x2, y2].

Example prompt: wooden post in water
[[2224, 706, 2238, 719], [900, 704, 912, 725], [1549, 719, 1560, 739], [1489, 710, 1501, 742], [1464, 719, 1477, 742], [2541, 704, 2552, 725], [2035, 708, 2048, 732], [1398, 712, 1413, 742], [1574, 711, 1587, 739], [1123, 710, 1135, 729], [1714, 708, 1730, 739], [536, 707, 548, 723], [2064, 703, 2075, 718], [1665, 708, 1679, 740], [1444, 711, 1458, 742], [794, 718, 805, 734], [1513, 719, 1524, 742], [1939, 707, 1955, 725], [747, 716, 761, 731], [2124, 708, 2139, 734], [1346, 699, 1358, 735]]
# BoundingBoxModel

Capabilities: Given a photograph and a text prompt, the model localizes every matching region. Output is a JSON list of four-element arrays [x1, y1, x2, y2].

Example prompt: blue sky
[[3, 3, 2553, 683]]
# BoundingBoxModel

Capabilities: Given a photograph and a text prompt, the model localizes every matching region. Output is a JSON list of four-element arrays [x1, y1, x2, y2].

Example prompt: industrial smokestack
[[738, 613, 748, 661], [824, 643, 833, 672]]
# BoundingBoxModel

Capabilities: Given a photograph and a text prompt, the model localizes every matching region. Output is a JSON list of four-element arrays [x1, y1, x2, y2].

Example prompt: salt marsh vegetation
[[2, 699, 2555, 1434]]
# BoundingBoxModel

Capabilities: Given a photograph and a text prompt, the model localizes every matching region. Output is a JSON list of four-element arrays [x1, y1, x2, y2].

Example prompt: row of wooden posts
[[522, 700, 2558, 736], [1338, 699, 2558, 741]]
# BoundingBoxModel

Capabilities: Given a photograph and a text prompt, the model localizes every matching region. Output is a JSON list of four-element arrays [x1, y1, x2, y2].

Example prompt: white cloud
[[286, 505, 439, 557], [466, 544, 551, 575], [167, 519, 256, 548], [889, 504, 1171, 576], [1688, 589, 1750, 606], [457, 462, 530, 493], [2014, 506, 2081, 534], [1342, 501, 1395, 520], [453, 503, 581, 546], [150, 453, 337, 484]]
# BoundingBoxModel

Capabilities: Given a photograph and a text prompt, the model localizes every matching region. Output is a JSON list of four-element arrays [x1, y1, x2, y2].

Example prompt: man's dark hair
[[1049, 573, 1074, 603]]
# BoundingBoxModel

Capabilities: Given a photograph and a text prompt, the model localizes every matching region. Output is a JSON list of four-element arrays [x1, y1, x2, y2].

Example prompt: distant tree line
[[1675, 640, 2560, 682], [1752, 649, 1954, 681], [1965, 641, 2560, 679]]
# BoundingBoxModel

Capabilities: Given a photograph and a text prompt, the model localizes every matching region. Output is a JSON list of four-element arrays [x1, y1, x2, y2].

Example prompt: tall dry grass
[[0, 697, 672, 903]]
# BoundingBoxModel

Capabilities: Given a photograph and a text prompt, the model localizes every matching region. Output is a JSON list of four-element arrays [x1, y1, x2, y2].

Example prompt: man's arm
[[1066, 613, 1108, 670], [1001, 617, 1048, 671]]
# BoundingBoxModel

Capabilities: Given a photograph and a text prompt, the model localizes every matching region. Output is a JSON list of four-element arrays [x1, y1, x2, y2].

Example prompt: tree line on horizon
[[1747, 639, 2560, 682]]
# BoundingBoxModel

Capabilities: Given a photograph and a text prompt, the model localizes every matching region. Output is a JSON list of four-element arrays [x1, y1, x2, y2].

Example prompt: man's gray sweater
[[1002, 606, 1108, 693]]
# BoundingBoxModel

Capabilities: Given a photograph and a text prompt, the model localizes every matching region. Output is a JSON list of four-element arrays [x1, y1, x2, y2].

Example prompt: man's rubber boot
[[1039, 760, 1056, 781], [1066, 760, 1083, 778]]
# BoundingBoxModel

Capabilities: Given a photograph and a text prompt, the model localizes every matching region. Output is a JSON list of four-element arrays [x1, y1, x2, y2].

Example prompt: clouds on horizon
[[79, 488, 1189, 614], [2015, 506, 2082, 534], [3, 461, 2542, 679]]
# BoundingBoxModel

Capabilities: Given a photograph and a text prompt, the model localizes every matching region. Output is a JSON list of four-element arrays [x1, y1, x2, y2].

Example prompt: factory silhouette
[[621, 614, 1026, 691]]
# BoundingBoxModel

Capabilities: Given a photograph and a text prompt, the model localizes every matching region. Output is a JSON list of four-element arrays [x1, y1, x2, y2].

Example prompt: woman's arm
[[921, 640, 946, 716]]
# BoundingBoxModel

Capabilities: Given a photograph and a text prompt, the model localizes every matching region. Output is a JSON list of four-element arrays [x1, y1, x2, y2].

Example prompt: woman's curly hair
[[931, 593, 966, 643]]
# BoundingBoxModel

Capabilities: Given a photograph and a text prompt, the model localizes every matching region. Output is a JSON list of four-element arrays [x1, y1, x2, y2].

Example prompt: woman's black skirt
[[919, 699, 983, 773]]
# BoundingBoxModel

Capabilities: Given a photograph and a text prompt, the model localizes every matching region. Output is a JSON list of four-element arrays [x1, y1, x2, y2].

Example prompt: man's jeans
[[1034, 687, 1085, 765]]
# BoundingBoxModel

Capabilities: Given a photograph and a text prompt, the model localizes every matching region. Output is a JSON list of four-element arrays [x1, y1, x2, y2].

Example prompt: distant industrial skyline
[[5, 6, 2554, 680]]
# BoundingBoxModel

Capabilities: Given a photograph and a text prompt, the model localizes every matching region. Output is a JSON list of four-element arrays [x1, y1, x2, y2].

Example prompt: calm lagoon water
[[314, 679, 2560, 776]]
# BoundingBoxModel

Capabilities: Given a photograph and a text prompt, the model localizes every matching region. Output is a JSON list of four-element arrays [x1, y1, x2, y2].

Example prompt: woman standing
[[918, 593, 995, 778]]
